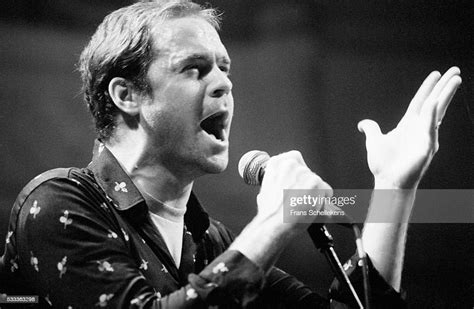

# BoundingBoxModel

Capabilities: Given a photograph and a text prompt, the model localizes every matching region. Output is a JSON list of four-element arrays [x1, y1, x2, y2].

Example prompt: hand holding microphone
[[238, 150, 334, 232], [230, 150, 334, 271]]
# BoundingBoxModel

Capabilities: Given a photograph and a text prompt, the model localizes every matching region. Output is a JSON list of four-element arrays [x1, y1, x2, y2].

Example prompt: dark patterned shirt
[[0, 144, 405, 308]]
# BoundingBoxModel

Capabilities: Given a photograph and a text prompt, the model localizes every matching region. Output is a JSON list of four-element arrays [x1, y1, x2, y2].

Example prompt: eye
[[183, 63, 211, 78], [219, 66, 231, 76], [184, 64, 200, 73]]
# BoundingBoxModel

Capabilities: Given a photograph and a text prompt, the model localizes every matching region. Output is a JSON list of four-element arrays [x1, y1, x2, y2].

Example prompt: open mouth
[[200, 112, 227, 142]]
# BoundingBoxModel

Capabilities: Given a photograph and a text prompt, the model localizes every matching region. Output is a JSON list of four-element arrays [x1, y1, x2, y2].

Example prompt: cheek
[[143, 111, 188, 149], [166, 81, 206, 112], [142, 80, 206, 136], [146, 87, 201, 120], [140, 102, 194, 145]]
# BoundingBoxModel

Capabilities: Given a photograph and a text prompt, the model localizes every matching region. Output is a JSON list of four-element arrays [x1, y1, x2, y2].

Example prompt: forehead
[[151, 17, 229, 63]]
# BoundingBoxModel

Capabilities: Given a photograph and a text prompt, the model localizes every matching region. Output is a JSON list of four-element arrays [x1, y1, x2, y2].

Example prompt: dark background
[[1, 0, 473, 307]]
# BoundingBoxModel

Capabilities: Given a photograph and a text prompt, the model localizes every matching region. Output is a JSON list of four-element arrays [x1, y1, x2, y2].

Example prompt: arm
[[358, 67, 462, 290]]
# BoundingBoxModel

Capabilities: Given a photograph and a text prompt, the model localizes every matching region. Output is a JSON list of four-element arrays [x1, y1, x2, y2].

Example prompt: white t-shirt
[[149, 211, 184, 268], [141, 190, 186, 269]]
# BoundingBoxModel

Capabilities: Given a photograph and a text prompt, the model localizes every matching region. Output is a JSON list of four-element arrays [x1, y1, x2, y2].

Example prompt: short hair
[[78, 0, 221, 140]]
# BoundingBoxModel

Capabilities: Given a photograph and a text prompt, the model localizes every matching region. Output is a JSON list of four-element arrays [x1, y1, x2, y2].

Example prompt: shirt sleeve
[[254, 267, 330, 308], [329, 253, 407, 308], [6, 177, 266, 308]]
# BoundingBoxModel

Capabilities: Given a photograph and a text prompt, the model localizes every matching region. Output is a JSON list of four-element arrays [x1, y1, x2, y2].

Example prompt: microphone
[[238, 150, 269, 186]]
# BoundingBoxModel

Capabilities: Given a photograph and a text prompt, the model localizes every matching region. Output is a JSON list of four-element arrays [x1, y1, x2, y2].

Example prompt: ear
[[108, 77, 141, 116]]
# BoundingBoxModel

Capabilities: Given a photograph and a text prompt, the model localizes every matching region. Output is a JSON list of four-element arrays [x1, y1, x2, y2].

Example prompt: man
[[0, 1, 461, 308]]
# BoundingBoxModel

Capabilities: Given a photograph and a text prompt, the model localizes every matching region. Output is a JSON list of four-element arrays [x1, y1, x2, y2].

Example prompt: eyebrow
[[174, 53, 231, 68], [218, 56, 231, 66]]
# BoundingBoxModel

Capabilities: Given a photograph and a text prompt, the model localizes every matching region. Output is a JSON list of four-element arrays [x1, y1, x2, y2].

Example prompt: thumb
[[357, 119, 382, 141]]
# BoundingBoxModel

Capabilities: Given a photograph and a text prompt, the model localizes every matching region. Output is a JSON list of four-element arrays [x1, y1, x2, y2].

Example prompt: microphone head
[[238, 150, 270, 185]]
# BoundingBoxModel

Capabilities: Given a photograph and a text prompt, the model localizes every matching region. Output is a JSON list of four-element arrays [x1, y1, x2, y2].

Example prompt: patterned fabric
[[0, 143, 405, 308]]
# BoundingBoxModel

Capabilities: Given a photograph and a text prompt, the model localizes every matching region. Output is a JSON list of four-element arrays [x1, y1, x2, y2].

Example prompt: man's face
[[139, 16, 233, 179]]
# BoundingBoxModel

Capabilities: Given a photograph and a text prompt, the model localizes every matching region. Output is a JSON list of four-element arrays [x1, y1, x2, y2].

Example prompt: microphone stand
[[307, 224, 364, 309]]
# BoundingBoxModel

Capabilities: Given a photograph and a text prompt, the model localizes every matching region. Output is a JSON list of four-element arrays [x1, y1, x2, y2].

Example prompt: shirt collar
[[88, 140, 210, 240]]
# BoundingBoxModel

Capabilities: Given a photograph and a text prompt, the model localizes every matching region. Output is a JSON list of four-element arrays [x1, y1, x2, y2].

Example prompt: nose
[[207, 66, 232, 98]]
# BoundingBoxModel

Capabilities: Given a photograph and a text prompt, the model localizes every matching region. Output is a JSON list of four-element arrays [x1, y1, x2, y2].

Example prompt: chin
[[205, 160, 228, 174], [201, 153, 229, 175]]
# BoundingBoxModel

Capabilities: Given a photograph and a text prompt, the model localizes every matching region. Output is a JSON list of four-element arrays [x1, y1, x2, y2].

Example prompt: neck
[[132, 168, 193, 213], [142, 190, 187, 222], [105, 128, 193, 212]]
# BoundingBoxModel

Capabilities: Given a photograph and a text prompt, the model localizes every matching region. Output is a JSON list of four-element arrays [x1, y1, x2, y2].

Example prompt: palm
[[359, 67, 461, 188]]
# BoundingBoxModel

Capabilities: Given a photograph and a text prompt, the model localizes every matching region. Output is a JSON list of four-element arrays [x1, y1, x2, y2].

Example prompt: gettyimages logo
[[283, 189, 474, 224], [284, 189, 356, 224], [289, 194, 356, 207]]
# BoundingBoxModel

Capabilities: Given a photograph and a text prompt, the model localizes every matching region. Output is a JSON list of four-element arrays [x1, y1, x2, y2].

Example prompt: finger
[[436, 75, 462, 122], [420, 75, 462, 129], [265, 156, 297, 183], [286, 150, 306, 166], [423, 98, 439, 135], [265, 152, 307, 188], [425, 99, 440, 153], [272, 150, 305, 167], [358, 119, 382, 144], [405, 71, 441, 116], [423, 66, 461, 112]]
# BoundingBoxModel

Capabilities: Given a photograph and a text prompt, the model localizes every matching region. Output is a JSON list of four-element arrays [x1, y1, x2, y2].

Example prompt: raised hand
[[358, 67, 462, 188]]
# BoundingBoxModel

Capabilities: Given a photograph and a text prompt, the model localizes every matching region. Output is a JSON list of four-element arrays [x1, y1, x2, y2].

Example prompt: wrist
[[367, 184, 418, 223], [374, 177, 420, 190], [251, 213, 301, 239], [229, 215, 299, 271]]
